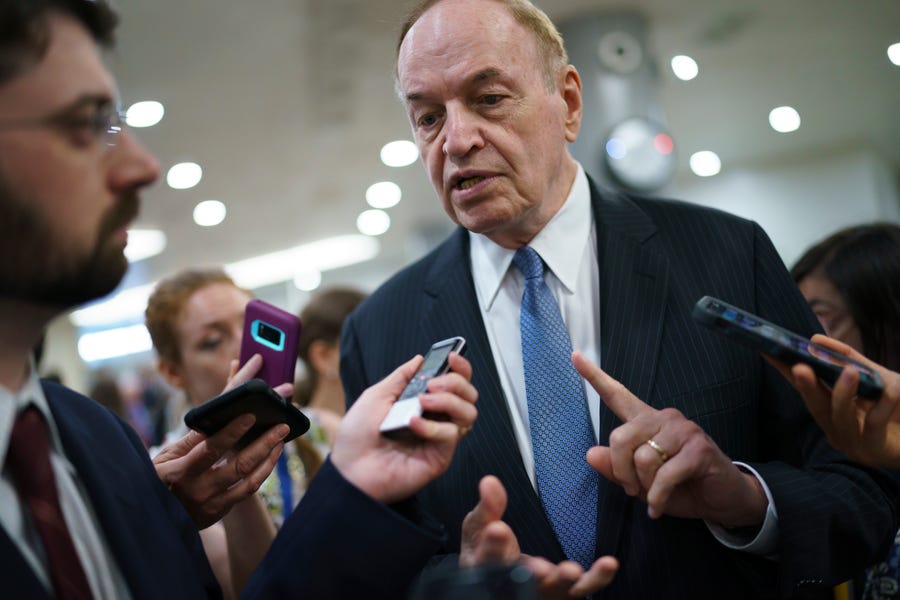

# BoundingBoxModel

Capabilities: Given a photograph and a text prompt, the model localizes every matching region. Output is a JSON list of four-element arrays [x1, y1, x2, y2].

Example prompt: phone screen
[[693, 296, 883, 398], [399, 337, 466, 400], [380, 336, 467, 436]]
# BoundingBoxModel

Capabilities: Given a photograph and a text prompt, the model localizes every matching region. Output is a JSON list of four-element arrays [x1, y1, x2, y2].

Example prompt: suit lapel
[[588, 180, 671, 558], [43, 387, 143, 592], [420, 229, 527, 479], [421, 230, 560, 555]]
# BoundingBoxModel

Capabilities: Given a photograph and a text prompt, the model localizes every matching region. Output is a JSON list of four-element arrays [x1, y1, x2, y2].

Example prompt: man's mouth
[[457, 175, 486, 190]]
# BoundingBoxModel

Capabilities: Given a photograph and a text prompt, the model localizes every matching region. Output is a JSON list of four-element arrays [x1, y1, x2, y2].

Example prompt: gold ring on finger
[[646, 438, 669, 463]]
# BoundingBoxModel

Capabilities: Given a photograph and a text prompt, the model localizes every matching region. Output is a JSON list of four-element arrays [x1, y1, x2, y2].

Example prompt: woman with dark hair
[[789, 223, 900, 600], [791, 223, 900, 371]]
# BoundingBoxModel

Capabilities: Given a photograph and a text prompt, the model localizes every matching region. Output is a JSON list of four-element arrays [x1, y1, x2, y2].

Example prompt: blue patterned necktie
[[514, 246, 598, 571]]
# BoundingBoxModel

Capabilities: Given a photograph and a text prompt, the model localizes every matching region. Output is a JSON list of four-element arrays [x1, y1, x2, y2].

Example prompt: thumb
[[460, 475, 515, 567], [586, 446, 616, 483], [462, 476, 507, 541]]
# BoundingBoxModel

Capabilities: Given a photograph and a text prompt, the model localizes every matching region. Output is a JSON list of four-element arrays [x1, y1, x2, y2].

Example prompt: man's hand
[[330, 352, 477, 505], [573, 351, 767, 527], [775, 334, 900, 469], [460, 475, 618, 598], [154, 354, 291, 529]]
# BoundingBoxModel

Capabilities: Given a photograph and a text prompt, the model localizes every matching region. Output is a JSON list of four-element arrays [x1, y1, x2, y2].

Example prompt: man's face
[[397, 0, 582, 249], [0, 13, 159, 309]]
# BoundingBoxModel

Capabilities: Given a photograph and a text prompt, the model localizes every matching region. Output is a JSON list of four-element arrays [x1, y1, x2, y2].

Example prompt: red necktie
[[6, 406, 93, 600]]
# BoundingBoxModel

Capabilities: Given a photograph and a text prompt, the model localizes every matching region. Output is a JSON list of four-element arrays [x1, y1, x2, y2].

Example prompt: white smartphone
[[379, 336, 467, 438]]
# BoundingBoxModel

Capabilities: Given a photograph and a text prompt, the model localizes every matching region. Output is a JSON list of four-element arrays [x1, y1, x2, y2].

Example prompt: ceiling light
[[70, 235, 380, 327], [366, 181, 402, 209], [293, 269, 322, 292], [166, 162, 202, 189], [70, 283, 156, 327], [670, 55, 699, 81], [193, 200, 227, 227], [125, 101, 165, 128], [888, 42, 900, 66], [124, 229, 167, 262], [226, 235, 380, 290], [689, 151, 722, 177], [768, 106, 801, 133], [78, 324, 153, 362], [357, 209, 391, 236], [380, 140, 419, 167]]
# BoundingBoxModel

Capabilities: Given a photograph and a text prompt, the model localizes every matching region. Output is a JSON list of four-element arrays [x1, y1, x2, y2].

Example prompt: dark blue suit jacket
[[340, 181, 900, 598], [0, 381, 221, 600], [2, 383, 445, 599]]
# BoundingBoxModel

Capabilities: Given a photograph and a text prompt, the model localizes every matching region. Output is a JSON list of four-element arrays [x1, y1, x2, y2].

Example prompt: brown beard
[[0, 174, 140, 309]]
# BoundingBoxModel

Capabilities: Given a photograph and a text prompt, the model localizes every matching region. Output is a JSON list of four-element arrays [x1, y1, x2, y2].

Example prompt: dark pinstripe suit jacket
[[340, 180, 899, 598]]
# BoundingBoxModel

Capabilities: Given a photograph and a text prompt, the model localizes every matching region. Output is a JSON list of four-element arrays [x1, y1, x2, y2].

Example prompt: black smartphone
[[238, 299, 301, 390], [379, 336, 467, 437], [184, 379, 310, 449], [692, 295, 884, 399]]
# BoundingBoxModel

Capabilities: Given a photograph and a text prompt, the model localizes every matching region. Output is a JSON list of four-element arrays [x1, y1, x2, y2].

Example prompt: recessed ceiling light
[[293, 269, 322, 292], [768, 106, 801, 133], [193, 200, 227, 227], [167, 162, 202, 189], [125, 101, 165, 128], [670, 55, 699, 81], [124, 229, 167, 262], [357, 209, 391, 236], [366, 181, 402, 209], [888, 42, 900, 66], [689, 151, 722, 177], [380, 140, 419, 167]]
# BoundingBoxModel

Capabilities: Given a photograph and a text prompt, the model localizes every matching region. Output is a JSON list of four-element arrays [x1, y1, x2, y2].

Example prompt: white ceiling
[[104, 0, 900, 297]]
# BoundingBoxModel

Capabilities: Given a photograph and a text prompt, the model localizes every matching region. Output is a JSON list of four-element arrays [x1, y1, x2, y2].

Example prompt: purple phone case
[[239, 299, 301, 388]]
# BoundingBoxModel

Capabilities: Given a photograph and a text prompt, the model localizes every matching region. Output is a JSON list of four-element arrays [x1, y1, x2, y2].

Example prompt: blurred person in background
[[293, 286, 368, 453], [788, 223, 900, 600], [145, 268, 300, 595]]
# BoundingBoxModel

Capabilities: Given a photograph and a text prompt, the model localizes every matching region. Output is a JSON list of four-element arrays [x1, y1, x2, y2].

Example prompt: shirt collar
[[0, 359, 68, 468], [470, 163, 592, 310]]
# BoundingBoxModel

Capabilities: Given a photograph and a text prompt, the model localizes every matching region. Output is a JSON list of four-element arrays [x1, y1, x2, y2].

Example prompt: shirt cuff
[[704, 461, 779, 558]]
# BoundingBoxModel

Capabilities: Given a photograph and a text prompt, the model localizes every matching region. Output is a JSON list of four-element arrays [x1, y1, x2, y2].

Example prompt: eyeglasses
[[0, 101, 126, 149]]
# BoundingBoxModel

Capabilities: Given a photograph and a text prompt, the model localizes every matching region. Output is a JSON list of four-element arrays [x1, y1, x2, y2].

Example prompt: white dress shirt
[[468, 163, 778, 555], [0, 363, 131, 599]]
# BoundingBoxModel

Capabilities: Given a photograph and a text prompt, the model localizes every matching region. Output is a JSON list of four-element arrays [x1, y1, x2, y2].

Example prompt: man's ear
[[561, 65, 583, 142], [157, 358, 184, 390]]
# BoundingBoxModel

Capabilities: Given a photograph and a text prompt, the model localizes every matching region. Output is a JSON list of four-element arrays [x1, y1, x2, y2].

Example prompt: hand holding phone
[[184, 299, 306, 448], [380, 336, 467, 437], [692, 295, 884, 398], [184, 379, 310, 449]]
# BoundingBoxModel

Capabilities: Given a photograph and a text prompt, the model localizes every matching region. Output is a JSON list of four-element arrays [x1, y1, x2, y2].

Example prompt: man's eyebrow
[[405, 68, 504, 103], [49, 93, 115, 116], [472, 68, 501, 83]]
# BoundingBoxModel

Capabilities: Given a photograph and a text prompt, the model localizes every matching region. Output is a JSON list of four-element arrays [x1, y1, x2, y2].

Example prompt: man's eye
[[482, 95, 502, 106], [418, 114, 439, 127]]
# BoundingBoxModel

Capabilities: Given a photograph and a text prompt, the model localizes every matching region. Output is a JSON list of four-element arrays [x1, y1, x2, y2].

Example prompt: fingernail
[[275, 424, 290, 439], [239, 414, 255, 427]]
